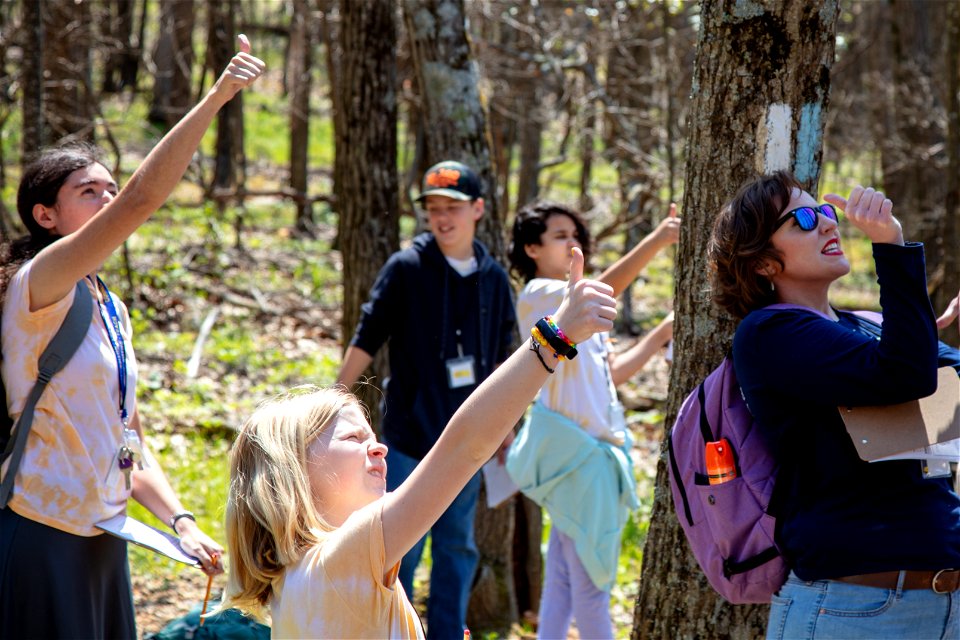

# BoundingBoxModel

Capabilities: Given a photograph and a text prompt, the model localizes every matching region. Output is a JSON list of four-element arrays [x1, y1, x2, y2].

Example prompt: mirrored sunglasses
[[773, 203, 839, 232]]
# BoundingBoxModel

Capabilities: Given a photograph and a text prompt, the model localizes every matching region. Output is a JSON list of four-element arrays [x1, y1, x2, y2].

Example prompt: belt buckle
[[931, 568, 956, 594]]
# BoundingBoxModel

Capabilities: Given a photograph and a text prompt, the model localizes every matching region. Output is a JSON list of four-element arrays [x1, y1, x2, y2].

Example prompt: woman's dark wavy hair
[[1, 143, 102, 301], [509, 200, 592, 283], [707, 170, 803, 319]]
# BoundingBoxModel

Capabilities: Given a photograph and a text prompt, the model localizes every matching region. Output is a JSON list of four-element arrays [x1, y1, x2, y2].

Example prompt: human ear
[[471, 198, 484, 221], [755, 259, 778, 278], [524, 243, 541, 261], [32, 203, 58, 231]]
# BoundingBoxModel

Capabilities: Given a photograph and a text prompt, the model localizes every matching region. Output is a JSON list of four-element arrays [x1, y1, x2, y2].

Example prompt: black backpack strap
[[696, 382, 714, 442], [1, 281, 93, 508]]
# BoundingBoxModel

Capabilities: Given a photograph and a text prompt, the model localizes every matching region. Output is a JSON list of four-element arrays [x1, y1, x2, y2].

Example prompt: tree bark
[[21, 0, 45, 160], [207, 0, 244, 199], [102, 0, 140, 93], [402, 1, 512, 632], [149, 0, 194, 129], [334, 0, 400, 427], [42, 0, 93, 143], [402, 0, 504, 261], [881, 0, 948, 287], [632, 2, 838, 638], [289, 0, 314, 233], [939, 0, 959, 346]]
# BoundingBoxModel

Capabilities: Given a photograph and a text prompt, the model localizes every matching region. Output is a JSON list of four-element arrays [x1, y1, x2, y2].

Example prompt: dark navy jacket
[[351, 233, 517, 459], [733, 243, 960, 581]]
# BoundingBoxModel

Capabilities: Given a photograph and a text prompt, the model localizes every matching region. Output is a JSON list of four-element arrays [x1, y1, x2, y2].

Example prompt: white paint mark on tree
[[763, 103, 793, 173]]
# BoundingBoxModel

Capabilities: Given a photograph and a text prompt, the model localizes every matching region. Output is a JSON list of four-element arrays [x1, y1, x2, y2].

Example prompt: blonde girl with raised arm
[[222, 249, 616, 638]]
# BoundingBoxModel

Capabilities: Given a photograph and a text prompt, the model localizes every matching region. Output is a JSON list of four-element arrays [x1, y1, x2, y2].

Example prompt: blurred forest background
[[0, 1, 956, 638]]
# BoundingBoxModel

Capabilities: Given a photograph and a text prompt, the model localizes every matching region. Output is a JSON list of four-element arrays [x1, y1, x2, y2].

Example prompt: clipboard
[[95, 514, 201, 567], [839, 367, 960, 462]]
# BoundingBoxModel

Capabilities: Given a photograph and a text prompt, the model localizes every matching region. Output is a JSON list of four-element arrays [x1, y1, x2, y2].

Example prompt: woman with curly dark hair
[[708, 170, 960, 639]]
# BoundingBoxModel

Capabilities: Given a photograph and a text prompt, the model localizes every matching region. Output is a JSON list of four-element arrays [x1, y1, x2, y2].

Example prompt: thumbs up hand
[[212, 33, 266, 100], [552, 247, 617, 345]]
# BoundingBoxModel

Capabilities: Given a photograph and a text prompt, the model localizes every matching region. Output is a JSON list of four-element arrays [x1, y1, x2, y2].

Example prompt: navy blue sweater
[[733, 243, 960, 581], [351, 233, 517, 459]]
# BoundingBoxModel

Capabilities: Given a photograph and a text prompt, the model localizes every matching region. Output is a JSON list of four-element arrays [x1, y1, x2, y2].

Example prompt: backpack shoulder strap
[[0, 281, 93, 508]]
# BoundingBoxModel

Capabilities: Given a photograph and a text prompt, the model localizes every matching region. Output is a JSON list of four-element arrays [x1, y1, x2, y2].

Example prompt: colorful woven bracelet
[[544, 315, 576, 348], [535, 318, 578, 360]]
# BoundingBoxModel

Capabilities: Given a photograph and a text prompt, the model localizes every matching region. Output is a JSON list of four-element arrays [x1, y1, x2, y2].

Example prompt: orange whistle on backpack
[[705, 438, 737, 485]]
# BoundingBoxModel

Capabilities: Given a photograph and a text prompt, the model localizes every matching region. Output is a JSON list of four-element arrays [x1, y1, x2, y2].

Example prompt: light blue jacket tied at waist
[[505, 402, 639, 590]]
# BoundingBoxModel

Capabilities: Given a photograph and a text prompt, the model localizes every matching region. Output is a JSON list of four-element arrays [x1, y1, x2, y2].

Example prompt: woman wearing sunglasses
[[708, 170, 960, 640]]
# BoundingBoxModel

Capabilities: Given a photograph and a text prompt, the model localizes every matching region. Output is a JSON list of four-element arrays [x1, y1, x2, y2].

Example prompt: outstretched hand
[[553, 247, 617, 345], [213, 34, 266, 100], [823, 186, 903, 246]]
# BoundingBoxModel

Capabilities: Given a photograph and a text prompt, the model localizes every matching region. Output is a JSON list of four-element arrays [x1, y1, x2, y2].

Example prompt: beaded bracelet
[[530, 325, 564, 360], [535, 317, 578, 360], [529, 337, 555, 373]]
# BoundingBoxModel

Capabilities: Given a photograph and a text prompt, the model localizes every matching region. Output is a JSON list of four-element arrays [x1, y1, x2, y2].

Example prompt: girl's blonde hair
[[220, 385, 362, 617]]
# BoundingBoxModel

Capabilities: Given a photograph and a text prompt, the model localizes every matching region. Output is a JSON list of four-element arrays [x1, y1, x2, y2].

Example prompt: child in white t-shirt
[[506, 200, 678, 639], [222, 249, 617, 639]]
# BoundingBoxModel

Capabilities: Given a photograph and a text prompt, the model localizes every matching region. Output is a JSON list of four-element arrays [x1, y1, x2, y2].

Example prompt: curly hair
[[221, 386, 365, 618], [508, 200, 592, 283], [707, 170, 802, 318]]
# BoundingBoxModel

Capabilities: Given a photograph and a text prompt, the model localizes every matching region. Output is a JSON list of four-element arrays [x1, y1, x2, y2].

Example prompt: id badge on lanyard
[[446, 329, 477, 389]]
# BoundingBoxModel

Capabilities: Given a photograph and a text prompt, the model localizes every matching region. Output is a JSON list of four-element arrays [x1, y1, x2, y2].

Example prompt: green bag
[[145, 606, 269, 640]]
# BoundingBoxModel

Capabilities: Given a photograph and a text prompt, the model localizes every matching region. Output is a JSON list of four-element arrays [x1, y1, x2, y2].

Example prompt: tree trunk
[[514, 2, 544, 212], [102, 0, 140, 93], [632, 2, 838, 638], [402, 0, 504, 261], [881, 0, 947, 287], [21, 0, 45, 160], [939, 0, 959, 346], [289, 0, 314, 233], [208, 0, 244, 199], [149, 0, 194, 129], [334, 0, 400, 428], [43, 0, 93, 142], [402, 1, 512, 632]]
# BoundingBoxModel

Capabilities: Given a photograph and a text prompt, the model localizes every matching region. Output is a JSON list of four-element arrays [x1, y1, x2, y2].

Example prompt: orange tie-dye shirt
[[1, 261, 136, 536], [270, 500, 425, 639]]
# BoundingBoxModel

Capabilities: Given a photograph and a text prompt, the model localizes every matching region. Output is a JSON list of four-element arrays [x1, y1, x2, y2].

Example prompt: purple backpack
[[667, 356, 786, 604], [667, 305, 881, 604]]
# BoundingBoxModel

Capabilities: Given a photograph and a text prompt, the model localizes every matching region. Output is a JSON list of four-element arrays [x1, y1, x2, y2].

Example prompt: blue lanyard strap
[[89, 276, 128, 423]]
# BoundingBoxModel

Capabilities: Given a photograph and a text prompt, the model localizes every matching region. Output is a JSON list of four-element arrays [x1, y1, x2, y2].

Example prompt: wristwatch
[[169, 510, 196, 531]]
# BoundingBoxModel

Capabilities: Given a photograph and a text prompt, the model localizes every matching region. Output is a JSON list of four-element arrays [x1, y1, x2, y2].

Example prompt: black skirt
[[0, 507, 136, 639]]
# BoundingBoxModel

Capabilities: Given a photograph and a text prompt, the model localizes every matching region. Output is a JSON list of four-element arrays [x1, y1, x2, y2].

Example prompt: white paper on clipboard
[[95, 514, 200, 567]]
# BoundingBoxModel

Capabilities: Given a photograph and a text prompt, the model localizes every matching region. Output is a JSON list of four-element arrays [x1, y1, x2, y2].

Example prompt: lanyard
[[89, 276, 128, 424]]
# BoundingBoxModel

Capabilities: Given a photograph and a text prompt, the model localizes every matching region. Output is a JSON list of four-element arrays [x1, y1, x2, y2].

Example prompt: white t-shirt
[[271, 501, 424, 639], [517, 278, 622, 442], [1, 261, 136, 536]]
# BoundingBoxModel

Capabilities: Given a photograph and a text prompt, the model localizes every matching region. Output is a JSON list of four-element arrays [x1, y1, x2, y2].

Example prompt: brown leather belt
[[835, 569, 960, 593]]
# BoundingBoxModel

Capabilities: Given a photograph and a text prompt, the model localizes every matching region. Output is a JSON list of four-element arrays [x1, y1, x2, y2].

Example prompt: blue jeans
[[387, 446, 481, 639], [768, 572, 960, 639]]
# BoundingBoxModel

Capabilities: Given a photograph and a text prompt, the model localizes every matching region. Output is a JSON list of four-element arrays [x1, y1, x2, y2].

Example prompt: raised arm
[[381, 249, 617, 570], [599, 203, 680, 297], [609, 311, 673, 386], [336, 346, 374, 388], [28, 35, 265, 310]]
